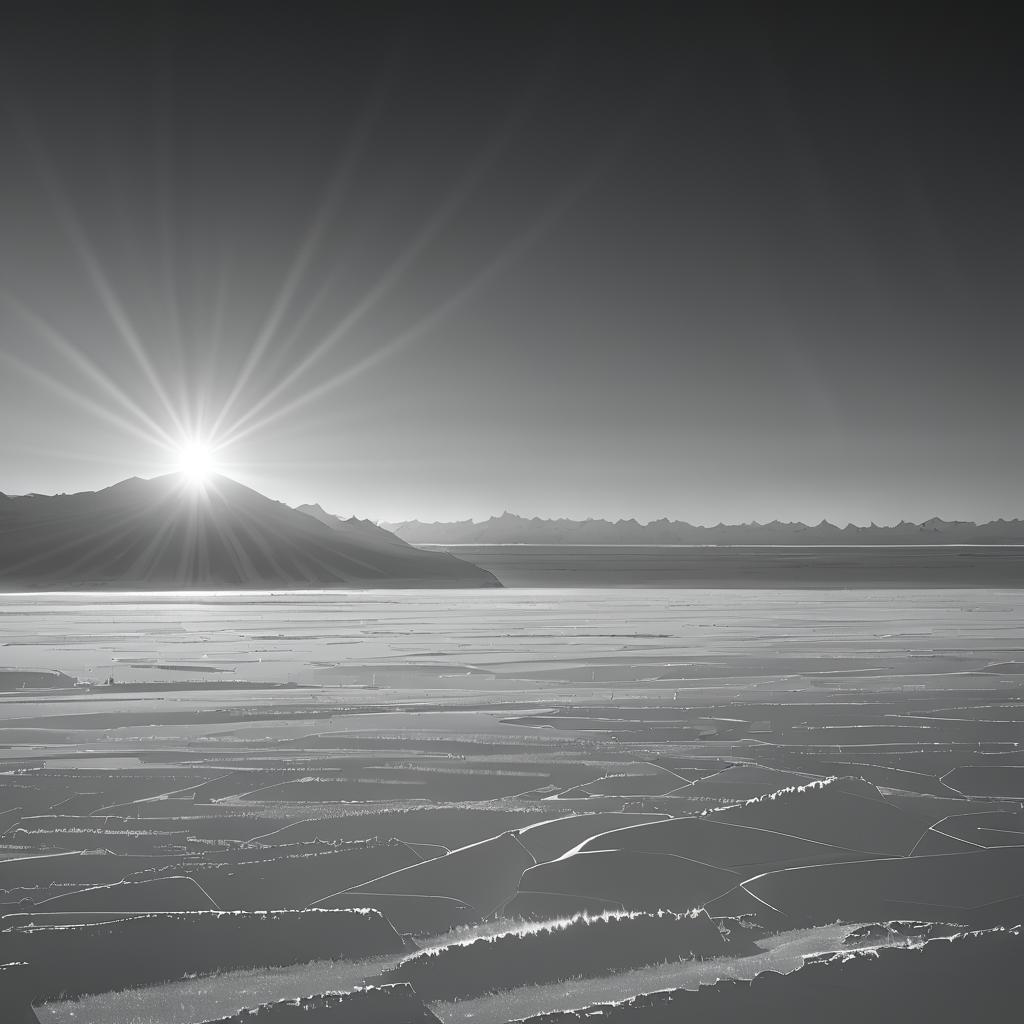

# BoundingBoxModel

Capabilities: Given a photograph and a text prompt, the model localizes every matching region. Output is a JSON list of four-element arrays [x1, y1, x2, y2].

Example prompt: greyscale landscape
[[3, 2, 1022, 1022]]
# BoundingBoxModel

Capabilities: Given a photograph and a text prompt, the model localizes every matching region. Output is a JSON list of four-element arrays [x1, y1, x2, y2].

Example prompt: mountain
[[381, 512, 1024, 546], [295, 503, 413, 548], [0, 475, 499, 590]]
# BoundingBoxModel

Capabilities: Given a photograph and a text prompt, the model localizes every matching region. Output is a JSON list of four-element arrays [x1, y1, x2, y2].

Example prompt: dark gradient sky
[[1, 2, 1022, 524]]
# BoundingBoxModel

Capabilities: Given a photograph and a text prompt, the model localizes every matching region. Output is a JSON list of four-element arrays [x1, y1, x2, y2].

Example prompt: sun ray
[[201, 481, 265, 584], [0, 439, 162, 468], [194, 243, 234, 444], [122, 484, 195, 583], [151, 41, 196, 444], [0, 347, 176, 454], [218, 76, 661, 454], [217, 161, 599, 451], [218, 93, 540, 445], [210, 69, 395, 440], [20, 130, 189, 438], [2, 479, 178, 579], [2, 292, 179, 450]]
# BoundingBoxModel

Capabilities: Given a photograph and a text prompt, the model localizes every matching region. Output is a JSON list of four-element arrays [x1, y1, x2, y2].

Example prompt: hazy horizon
[[4, 467, 1024, 532]]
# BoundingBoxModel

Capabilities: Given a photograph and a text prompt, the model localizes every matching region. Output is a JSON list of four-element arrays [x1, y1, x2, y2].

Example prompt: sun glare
[[176, 441, 217, 484]]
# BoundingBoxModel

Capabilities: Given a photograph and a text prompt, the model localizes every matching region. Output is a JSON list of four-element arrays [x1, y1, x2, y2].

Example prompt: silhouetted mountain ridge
[[295, 503, 413, 548], [0, 474, 498, 590], [382, 513, 1024, 545]]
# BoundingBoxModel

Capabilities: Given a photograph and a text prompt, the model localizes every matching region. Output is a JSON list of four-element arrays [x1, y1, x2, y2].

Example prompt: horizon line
[[4, 471, 1023, 533]]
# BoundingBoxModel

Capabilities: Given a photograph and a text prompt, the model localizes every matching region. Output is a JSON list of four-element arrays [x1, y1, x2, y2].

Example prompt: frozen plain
[[3, 586, 1024, 1022]]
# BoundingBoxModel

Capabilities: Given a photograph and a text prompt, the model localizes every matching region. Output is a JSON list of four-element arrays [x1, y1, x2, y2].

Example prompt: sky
[[0, 2, 1022, 525]]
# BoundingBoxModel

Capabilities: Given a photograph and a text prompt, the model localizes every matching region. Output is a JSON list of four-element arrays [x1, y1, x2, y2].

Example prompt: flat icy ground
[[3, 589, 1024, 1023], [418, 543, 1024, 586]]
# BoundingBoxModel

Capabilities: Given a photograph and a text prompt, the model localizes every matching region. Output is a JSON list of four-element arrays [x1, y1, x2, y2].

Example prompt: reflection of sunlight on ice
[[35, 921, 870, 1024], [430, 923, 865, 1024], [36, 954, 398, 1024]]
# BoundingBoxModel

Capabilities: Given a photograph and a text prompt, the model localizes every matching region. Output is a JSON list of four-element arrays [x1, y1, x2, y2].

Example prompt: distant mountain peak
[[379, 513, 1024, 546], [294, 503, 412, 548]]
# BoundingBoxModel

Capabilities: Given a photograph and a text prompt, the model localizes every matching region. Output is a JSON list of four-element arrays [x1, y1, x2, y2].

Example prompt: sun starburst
[[176, 441, 217, 485]]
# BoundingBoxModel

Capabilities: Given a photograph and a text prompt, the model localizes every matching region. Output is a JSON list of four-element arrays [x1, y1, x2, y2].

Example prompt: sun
[[176, 441, 217, 484]]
